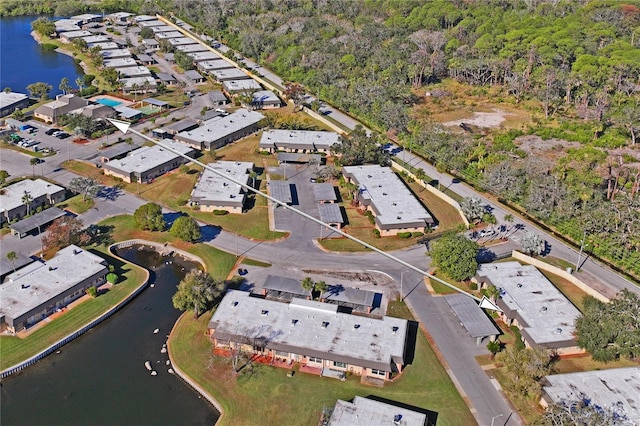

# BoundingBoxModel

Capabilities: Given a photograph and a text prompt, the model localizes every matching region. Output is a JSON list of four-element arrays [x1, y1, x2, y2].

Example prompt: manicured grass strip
[[0, 250, 147, 370], [57, 194, 93, 214], [169, 301, 475, 426]]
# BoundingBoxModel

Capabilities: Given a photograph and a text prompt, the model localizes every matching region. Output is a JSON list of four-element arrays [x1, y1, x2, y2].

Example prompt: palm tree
[[301, 276, 314, 299], [487, 340, 501, 360], [503, 214, 514, 237], [30, 157, 39, 177], [59, 77, 71, 95], [6, 251, 17, 272], [73, 127, 84, 142], [22, 190, 33, 216], [75, 77, 84, 95], [415, 168, 427, 191]]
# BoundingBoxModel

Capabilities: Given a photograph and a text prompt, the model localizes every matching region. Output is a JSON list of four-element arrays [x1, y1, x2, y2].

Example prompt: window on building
[[371, 369, 386, 376], [307, 356, 322, 363], [333, 361, 346, 368]]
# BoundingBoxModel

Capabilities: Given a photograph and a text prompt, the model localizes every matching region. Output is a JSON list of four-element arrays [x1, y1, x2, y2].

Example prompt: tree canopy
[[575, 290, 640, 363], [68, 177, 100, 202], [429, 232, 478, 281], [169, 215, 201, 242], [172, 270, 224, 318], [133, 203, 165, 231]]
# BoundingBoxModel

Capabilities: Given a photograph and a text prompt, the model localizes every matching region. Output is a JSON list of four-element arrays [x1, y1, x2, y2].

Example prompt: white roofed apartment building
[[0, 245, 108, 333], [0, 179, 66, 225], [474, 262, 583, 355], [175, 108, 264, 151], [259, 129, 340, 154], [342, 165, 435, 236], [208, 290, 409, 382], [189, 161, 254, 214], [102, 139, 195, 183]]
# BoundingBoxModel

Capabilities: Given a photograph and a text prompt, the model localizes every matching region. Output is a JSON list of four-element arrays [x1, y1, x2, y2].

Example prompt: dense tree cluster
[[133, 203, 166, 231], [429, 231, 478, 281], [575, 290, 640, 363], [172, 270, 224, 319]]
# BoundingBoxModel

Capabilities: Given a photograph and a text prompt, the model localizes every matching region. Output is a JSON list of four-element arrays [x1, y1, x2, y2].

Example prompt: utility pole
[[575, 230, 586, 272]]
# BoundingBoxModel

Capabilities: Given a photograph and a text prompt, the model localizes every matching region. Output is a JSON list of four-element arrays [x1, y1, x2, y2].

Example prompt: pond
[[0, 245, 220, 426]]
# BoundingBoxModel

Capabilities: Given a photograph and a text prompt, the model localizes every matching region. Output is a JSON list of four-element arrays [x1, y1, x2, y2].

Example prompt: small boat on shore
[[144, 361, 152, 371]]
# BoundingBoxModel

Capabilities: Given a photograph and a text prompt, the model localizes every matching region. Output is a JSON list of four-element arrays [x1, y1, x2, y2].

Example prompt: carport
[[260, 275, 310, 301], [317, 203, 344, 229], [444, 293, 500, 344], [277, 153, 321, 164], [268, 180, 293, 205], [10, 207, 67, 238], [320, 285, 376, 313]]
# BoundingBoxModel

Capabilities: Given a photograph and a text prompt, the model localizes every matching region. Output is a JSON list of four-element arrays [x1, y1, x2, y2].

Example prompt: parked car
[[56, 132, 70, 139], [45, 128, 60, 135]]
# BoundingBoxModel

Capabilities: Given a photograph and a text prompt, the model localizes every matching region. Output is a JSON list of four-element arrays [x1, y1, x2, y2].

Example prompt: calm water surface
[[0, 246, 219, 426], [0, 15, 83, 96]]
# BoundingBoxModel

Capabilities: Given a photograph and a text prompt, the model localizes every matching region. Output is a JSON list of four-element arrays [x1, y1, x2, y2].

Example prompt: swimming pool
[[95, 97, 122, 107]]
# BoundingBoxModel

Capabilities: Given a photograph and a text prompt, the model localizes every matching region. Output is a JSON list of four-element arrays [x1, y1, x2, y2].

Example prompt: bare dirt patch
[[442, 108, 516, 129]]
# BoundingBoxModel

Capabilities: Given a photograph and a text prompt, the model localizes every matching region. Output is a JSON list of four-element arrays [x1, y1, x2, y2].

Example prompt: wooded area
[[3, 0, 639, 278]]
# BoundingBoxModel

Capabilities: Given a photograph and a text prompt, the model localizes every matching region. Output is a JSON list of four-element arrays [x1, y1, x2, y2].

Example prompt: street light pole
[[400, 271, 406, 301], [491, 414, 503, 426]]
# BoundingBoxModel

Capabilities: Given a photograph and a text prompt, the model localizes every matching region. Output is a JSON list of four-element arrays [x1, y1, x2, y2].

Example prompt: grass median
[[169, 301, 475, 426]]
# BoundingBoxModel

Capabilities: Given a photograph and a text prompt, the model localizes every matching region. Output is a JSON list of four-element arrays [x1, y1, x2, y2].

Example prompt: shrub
[[469, 282, 478, 290], [86, 286, 98, 298], [106, 273, 118, 284], [373, 229, 381, 238], [397, 232, 412, 239], [213, 210, 229, 215], [412, 231, 424, 237], [510, 326, 525, 349], [179, 164, 190, 174], [364, 210, 375, 225]]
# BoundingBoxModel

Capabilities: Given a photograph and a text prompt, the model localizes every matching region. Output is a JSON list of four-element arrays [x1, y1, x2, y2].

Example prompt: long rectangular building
[[175, 108, 264, 151], [208, 290, 408, 381], [342, 165, 434, 236], [102, 139, 195, 183], [474, 262, 582, 353], [0, 179, 66, 225], [540, 367, 640, 424], [0, 245, 108, 333], [189, 161, 253, 214], [259, 129, 340, 154]]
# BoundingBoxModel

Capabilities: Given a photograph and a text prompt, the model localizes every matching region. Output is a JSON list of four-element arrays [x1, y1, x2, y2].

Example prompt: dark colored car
[[56, 132, 71, 139], [45, 128, 60, 135]]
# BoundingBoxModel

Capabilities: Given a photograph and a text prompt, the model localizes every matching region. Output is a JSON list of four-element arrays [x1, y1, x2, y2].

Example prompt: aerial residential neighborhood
[[1, 1, 639, 426]]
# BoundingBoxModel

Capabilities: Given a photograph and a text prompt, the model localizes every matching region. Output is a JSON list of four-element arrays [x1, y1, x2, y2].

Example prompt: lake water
[[0, 15, 83, 96], [0, 246, 220, 426]]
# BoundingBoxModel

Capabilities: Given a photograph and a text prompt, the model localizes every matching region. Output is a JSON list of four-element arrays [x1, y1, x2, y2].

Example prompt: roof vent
[[353, 324, 360, 330], [516, 283, 523, 288], [261, 309, 268, 316], [291, 319, 298, 326], [392, 326, 399, 333], [397, 216, 401, 220], [541, 306, 547, 312], [554, 328, 563, 334], [393, 414, 403, 425], [322, 321, 329, 328], [232, 301, 238, 307]]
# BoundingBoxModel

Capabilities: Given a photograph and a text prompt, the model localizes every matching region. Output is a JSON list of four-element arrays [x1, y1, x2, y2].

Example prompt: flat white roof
[[543, 367, 640, 424], [1, 92, 29, 107], [0, 245, 107, 321], [168, 37, 197, 46], [199, 60, 234, 72], [260, 129, 340, 151], [59, 30, 93, 39], [329, 397, 427, 426], [104, 57, 137, 68], [222, 79, 262, 92], [155, 31, 183, 39], [107, 12, 133, 19], [0, 179, 64, 213], [175, 44, 209, 53], [342, 165, 434, 228], [187, 51, 222, 62], [209, 290, 408, 371], [177, 108, 264, 145], [116, 66, 152, 77], [190, 161, 253, 205], [105, 139, 191, 174], [252, 90, 280, 104], [70, 13, 101, 21], [119, 76, 157, 88], [476, 262, 581, 346], [100, 48, 132, 59], [138, 19, 165, 27], [91, 42, 120, 50], [210, 68, 250, 81], [133, 15, 157, 22], [150, 25, 175, 33], [83, 35, 111, 45]]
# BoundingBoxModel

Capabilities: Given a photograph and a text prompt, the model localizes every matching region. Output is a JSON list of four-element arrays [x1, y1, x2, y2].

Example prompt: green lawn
[[0, 248, 147, 370], [169, 301, 476, 426], [57, 194, 93, 214]]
